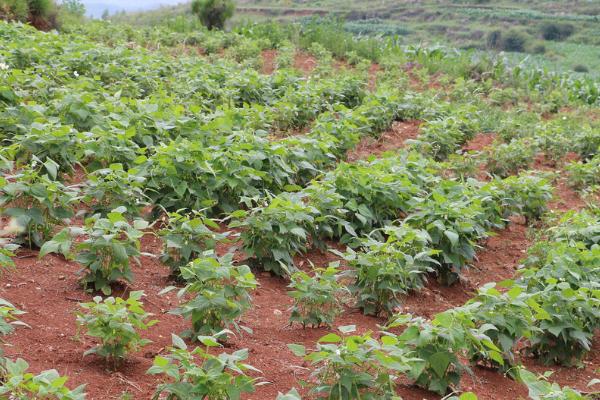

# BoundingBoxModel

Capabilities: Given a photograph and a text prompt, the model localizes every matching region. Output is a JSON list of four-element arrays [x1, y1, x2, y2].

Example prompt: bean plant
[[287, 264, 347, 328], [0, 357, 86, 400], [76, 291, 157, 365], [343, 225, 437, 316], [167, 251, 257, 340], [0, 298, 26, 336], [288, 326, 415, 399], [0, 163, 77, 248], [148, 334, 258, 400], [158, 209, 226, 278]]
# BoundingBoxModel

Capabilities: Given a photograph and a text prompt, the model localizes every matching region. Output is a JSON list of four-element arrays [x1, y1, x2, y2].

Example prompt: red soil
[[463, 132, 497, 152], [346, 120, 422, 162], [261, 49, 278, 75], [368, 63, 381, 92], [293, 52, 317, 75]]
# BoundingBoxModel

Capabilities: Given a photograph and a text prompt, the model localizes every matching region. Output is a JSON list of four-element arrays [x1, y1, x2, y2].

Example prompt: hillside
[[110, 0, 600, 77]]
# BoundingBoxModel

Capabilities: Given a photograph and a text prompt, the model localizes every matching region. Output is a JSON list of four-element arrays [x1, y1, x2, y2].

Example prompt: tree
[[61, 0, 85, 17], [191, 0, 235, 30], [101, 8, 109, 20]]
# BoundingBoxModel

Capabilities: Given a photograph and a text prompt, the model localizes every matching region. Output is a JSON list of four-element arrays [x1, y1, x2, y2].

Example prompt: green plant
[[525, 285, 598, 367], [501, 29, 529, 52], [41, 207, 147, 294], [343, 225, 437, 316], [276, 388, 302, 400], [404, 183, 489, 285], [0, 298, 26, 336], [389, 310, 503, 395], [167, 251, 257, 340], [0, 357, 86, 400], [467, 282, 535, 369], [148, 334, 258, 400], [517, 367, 588, 400], [75, 291, 157, 365], [82, 163, 148, 217], [287, 264, 347, 328], [490, 173, 553, 222], [158, 209, 227, 278], [486, 139, 536, 178], [191, 0, 234, 30], [539, 22, 575, 41], [234, 193, 317, 277], [567, 156, 600, 189], [0, 163, 77, 248], [288, 326, 414, 399]]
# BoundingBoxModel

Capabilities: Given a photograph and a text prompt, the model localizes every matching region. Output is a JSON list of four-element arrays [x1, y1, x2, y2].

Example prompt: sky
[[79, 0, 185, 18]]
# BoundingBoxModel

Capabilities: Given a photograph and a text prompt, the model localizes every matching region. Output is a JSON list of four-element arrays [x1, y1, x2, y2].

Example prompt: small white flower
[[73, 70, 79, 77], [0, 62, 9, 71]]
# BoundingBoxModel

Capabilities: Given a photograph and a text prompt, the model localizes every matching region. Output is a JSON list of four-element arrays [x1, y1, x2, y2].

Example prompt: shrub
[[501, 30, 528, 52], [288, 264, 347, 328], [0, 0, 29, 21], [191, 0, 234, 30], [573, 64, 589, 73], [76, 291, 157, 365], [539, 22, 575, 41], [167, 251, 257, 340], [486, 30, 502, 49], [530, 42, 546, 54], [27, 0, 52, 17], [148, 334, 258, 399]]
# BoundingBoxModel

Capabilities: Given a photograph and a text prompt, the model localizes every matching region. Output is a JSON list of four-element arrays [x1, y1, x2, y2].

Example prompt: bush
[[501, 30, 529, 52], [530, 42, 546, 54], [191, 0, 234, 30], [0, 0, 29, 20], [486, 30, 502, 49], [539, 22, 575, 41], [573, 64, 589, 73]]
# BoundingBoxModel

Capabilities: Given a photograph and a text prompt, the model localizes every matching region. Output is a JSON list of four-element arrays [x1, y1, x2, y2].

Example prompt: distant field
[[111, 1, 600, 76]]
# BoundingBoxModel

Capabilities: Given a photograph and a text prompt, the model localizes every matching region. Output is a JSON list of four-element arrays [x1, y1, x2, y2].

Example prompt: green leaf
[[287, 344, 306, 357], [318, 333, 341, 343]]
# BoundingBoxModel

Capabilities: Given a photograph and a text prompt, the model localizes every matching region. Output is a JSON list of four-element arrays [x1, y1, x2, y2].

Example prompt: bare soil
[[346, 120, 422, 162]]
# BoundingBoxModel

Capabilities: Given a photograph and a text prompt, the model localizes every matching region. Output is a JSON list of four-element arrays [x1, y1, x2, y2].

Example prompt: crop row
[[289, 208, 600, 398]]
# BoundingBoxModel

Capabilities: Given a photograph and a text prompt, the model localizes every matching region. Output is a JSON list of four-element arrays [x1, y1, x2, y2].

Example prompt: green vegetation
[[0, 2, 598, 398], [76, 291, 157, 364], [148, 334, 258, 399], [191, 0, 235, 30], [165, 252, 257, 340]]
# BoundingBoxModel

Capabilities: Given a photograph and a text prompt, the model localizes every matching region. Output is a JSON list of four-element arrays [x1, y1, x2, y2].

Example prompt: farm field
[[0, 10, 600, 400], [115, 0, 600, 77]]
